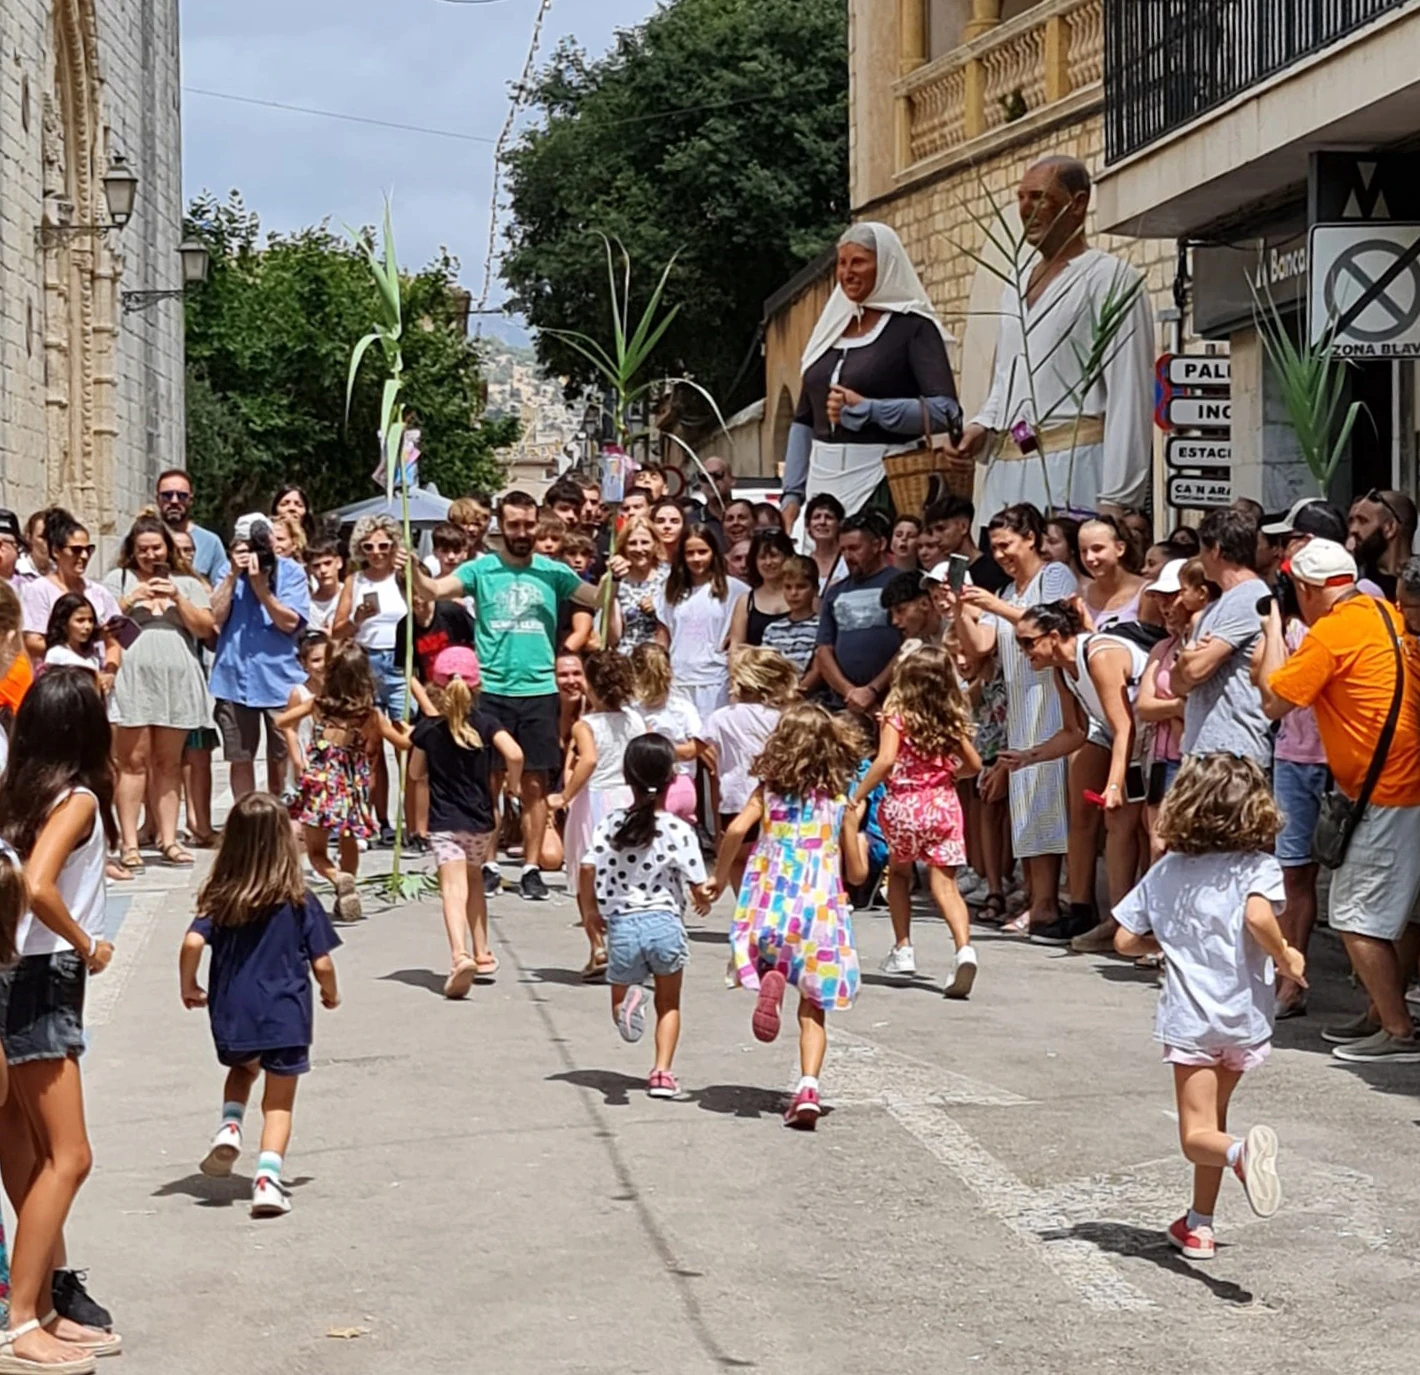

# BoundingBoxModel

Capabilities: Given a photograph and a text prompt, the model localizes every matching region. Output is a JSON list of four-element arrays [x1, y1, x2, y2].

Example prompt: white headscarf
[[799, 222, 950, 374]]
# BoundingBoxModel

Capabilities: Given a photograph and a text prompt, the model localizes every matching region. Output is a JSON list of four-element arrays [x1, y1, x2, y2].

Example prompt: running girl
[[549, 652, 646, 980], [581, 735, 705, 1099], [42, 594, 101, 673], [698, 705, 868, 1130], [275, 642, 411, 923], [854, 645, 982, 996], [409, 648, 523, 999], [0, 668, 120, 1368], [629, 642, 701, 822], [1113, 754, 1301, 1259], [181, 792, 341, 1219]]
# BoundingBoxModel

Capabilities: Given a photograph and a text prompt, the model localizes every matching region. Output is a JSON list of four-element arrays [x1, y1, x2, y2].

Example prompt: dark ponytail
[[1021, 598, 1084, 638], [611, 734, 677, 851]]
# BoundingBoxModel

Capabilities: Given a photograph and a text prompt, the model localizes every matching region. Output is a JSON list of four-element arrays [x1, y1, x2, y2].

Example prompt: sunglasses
[[1365, 488, 1405, 525], [64, 544, 96, 558], [1015, 632, 1045, 650], [361, 541, 394, 554], [157, 489, 192, 502]]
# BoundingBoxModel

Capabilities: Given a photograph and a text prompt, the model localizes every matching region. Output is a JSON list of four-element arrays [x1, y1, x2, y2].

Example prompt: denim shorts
[[367, 648, 408, 722], [216, 1044, 311, 1076], [606, 910, 688, 987], [1273, 761, 1330, 867], [0, 951, 87, 1065]]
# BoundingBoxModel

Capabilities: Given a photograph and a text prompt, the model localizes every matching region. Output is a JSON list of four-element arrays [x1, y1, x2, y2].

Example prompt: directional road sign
[[1310, 223, 1420, 356], [1166, 438, 1231, 470], [1166, 397, 1231, 428], [1167, 475, 1233, 509], [1164, 356, 1231, 387]]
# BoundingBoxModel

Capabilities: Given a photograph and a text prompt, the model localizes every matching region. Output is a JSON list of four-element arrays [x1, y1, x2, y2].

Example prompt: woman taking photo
[[1002, 598, 1150, 950], [804, 493, 846, 590], [20, 510, 122, 686], [332, 514, 407, 845], [102, 516, 216, 871], [956, 504, 1077, 934], [609, 517, 669, 655], [728, 528, 795, 648]]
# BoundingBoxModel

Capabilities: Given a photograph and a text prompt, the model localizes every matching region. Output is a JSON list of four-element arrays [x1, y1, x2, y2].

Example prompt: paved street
[[67, 815, 1420, 1374]]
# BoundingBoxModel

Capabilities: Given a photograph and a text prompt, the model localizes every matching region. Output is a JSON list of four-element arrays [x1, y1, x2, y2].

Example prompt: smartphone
[[947, 553, 971, 594], [360, 591, 380, 616], [1125, 762, 1148, 805], [1255, 593, 1275, 616], [152, 561, 170, 579]]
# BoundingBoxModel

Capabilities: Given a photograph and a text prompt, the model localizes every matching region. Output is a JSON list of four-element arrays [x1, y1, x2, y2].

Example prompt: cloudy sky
[[180, 0, 659, 339]]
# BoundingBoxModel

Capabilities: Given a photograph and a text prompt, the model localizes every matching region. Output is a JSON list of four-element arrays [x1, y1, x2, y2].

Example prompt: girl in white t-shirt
[[0, 667, 122, 1365], [580, 734, 705, 1100], [629, 642, 701, 822], [42, 593, 103, 675], [654, 525, 748, 719], [1113, 753, 1305, 1263]]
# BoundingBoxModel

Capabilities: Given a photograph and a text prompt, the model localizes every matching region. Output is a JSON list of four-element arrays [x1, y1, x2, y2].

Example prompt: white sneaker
[[250, 1174, 291, 1218], [199, 1121, 242, 1178], [945, 945, 978, 1000], [879, 943, 917, 977]]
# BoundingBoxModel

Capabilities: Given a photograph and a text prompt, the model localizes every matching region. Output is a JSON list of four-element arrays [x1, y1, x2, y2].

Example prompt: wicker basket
[[884, 446, 974, 516]]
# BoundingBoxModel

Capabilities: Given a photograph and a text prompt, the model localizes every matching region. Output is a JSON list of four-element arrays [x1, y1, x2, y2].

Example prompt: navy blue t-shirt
[[189, 893, 341, 1054]]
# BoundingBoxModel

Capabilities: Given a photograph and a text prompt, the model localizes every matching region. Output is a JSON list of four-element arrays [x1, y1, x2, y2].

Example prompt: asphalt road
[[62, 847, 1420, 1374]]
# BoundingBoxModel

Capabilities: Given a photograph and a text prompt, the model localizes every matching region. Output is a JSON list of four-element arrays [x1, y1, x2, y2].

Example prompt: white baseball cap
[[1287, 537, 1357, 586], [1145, 558, 1186, 595], [921, 560, 954, 585], [232, 512, 272, 544]]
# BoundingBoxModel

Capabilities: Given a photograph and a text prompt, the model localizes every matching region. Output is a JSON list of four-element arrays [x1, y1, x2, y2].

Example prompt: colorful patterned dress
[[729, 790, 859, 1012], [878, 715, 966, 868], [295, 712, 378, 839]]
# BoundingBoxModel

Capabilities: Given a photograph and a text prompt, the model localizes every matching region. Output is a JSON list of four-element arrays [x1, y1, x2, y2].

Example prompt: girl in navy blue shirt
[[180, 792, 341, 1219]]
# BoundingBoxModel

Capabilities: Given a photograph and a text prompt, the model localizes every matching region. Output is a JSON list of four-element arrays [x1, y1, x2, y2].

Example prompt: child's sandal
[[118, 847, 145, 874]]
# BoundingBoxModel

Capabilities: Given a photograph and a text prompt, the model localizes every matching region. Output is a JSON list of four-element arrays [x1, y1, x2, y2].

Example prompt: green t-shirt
[[455, 553, 585, 697]]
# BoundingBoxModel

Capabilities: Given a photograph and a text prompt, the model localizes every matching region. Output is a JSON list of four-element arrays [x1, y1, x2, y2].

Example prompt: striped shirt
[[762, 614, 821, 673]]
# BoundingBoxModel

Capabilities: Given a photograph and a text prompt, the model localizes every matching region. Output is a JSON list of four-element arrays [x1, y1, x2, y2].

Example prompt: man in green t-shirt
[[412, 490, 603, 901]]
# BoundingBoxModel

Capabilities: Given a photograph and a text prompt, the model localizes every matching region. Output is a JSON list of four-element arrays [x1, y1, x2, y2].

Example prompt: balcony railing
[[896, 0, 1103, 173], [1105, 0, 1411, 163]]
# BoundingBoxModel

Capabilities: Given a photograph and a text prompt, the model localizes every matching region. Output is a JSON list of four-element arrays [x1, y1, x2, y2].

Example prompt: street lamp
[[36, 153, 139, 246], [121, 237, 212, 316]]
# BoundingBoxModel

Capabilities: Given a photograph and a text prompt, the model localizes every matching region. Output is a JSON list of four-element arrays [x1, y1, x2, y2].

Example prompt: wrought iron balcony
[[1104, 0, 1412, 163]]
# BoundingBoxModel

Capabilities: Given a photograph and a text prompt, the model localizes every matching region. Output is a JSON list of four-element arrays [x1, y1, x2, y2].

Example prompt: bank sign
[[1309, 223, 1420, 357]]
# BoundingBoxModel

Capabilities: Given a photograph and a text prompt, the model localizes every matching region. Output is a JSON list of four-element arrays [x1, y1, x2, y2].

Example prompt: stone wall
[[0, 0, 184, 555]]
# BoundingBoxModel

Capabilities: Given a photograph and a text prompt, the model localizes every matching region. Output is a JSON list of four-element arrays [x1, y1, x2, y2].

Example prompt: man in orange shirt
[[1257, 539, 1420, 1065]]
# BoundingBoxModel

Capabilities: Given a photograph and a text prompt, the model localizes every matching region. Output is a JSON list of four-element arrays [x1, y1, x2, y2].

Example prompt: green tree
[[183, 191, 519, 531], [501, 0, 848, 415]]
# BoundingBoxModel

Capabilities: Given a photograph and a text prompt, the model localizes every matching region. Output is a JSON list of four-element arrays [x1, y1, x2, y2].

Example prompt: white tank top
[[586, 708, 646, 793], [352, 571, 406, 651], [1067, 633, 1149, 730], [17, 786, 108, 957]]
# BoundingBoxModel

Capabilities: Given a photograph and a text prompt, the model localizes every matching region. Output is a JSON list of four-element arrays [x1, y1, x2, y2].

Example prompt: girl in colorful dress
[[409, 648, 523, 999], [629, 643, 701, 822], [1113, 754, 1300, 1260], [275, 643, 410, 924], [549, 652, 646, 980], [698, 704, 868, 1130], [854, 645, 982, 997]]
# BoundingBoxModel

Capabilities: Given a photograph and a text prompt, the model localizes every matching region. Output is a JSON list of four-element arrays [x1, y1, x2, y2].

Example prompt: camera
[[232, 513, 277, 577]]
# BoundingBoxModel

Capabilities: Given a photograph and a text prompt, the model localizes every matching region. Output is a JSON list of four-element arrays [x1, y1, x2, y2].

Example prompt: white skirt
[[804, 439, 913, 518]]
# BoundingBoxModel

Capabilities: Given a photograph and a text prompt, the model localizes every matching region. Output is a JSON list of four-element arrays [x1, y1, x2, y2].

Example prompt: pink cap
[[430, 646, 481, 688]]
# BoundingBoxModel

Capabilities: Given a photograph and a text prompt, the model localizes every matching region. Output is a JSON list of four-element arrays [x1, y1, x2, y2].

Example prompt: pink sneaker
[[752, 970, 786, 1043], [1167, 1215, 1215, 1260], [784, 1085, 821, 1130], [647, 1069, 679, 1099]]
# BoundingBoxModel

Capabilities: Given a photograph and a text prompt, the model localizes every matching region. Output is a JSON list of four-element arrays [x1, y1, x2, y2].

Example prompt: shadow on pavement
[[547, 1068, 802, 1120], [152, 1173, 314, 1208], [1035, 1220, 1255, 1305], [522, 965, 597, 987], [379, 968, 447, 995], [859, 972, 944, 995], [687, 929, 728, 946]]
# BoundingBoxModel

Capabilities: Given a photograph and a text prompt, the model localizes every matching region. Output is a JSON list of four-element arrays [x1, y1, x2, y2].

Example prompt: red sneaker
[[784, 1085, 821, 1130], [751, 970, 787, 1043], [1167, 1215, 1215, 1260]]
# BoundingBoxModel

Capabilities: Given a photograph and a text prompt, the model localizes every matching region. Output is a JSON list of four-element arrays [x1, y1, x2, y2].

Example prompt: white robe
[[973, 248, 1156, 516]]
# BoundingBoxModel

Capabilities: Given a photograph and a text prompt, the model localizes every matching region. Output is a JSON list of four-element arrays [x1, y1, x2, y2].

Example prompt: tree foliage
[[500, 0, 848, 417], [183, 191, 520, 531]]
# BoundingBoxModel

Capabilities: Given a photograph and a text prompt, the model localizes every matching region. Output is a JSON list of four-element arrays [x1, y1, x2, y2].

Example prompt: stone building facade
[[0, 0, 185, 548], [761, 0, 1189, 511]]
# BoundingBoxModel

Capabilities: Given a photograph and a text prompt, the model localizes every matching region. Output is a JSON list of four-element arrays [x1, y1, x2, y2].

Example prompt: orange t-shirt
[[1268, 595, 1420, 807], [0, 652, 33, 717]]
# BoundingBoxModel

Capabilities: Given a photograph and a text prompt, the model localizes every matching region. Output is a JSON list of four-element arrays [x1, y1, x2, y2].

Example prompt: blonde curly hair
[[349, 513, 402, 569], [1156, 755, 1282, 855], [751, 703, 862, 801], [882, 645, 973, 760]]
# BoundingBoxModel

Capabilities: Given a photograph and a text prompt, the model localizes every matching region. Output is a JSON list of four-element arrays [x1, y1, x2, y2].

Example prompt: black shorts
[[217, 1044, 310, 1076], [481, 692, 562, 775], [0, 951, 86, 1065]]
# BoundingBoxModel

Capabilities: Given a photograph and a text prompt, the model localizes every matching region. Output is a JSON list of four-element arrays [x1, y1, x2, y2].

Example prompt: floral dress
[[878, 716, 966, 868], [614, 565, 669, 653], [295, 712, 378, 839], [729, 790, 859, 1012]]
